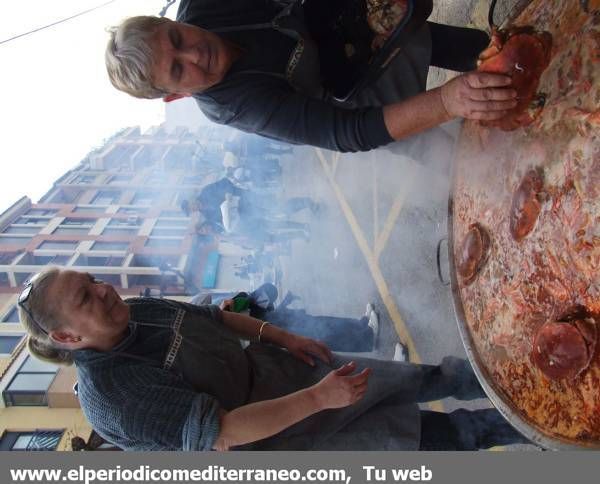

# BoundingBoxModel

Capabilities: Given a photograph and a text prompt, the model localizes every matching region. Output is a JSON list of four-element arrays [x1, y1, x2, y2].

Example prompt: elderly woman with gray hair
[[105, 0, 518, 153], [18, 267, 529, 450]]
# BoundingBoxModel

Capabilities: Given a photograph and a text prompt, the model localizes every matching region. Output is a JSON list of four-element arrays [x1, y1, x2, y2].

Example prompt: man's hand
[[281, 333, 332, 366], [310, 362, 371, 409], [440, 72, 517, 121]]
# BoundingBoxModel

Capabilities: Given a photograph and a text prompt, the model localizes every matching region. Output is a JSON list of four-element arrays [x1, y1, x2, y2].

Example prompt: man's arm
[[382, 72, 517, 141], [199, 71, 516, 153]]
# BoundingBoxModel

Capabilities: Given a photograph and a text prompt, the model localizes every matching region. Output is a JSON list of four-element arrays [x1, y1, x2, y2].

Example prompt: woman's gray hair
[[18, 267, 74, 366], [105, 16, 171, 99]]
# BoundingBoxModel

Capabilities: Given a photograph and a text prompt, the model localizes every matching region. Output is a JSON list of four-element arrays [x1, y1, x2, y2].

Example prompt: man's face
[[150, 20, 235, 96], [47, 271, 130, 349]]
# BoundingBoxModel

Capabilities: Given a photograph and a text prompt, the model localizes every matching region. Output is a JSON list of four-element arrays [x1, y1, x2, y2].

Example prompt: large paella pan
[[449, 0, 599, 449]]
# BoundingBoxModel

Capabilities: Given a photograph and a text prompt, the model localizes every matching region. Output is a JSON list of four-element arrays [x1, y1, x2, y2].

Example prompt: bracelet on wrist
[[258, 321, 269, 343]]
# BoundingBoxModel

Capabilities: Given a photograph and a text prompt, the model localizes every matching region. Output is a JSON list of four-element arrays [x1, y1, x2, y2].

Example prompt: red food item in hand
[[478, 26, 553, 131]]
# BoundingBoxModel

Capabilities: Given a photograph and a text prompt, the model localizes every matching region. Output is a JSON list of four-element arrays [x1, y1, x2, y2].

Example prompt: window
[[154, 218, 188, 227], [128, 274, 164, 287], [14, 217, 48, 225], [0, 335, 23, 355], [103, 144, 137, 171], [17, 253, 71, 266], [101, 228, 138, 237], [144, 238, 182, 249], [109, 217, 142, 227], [72, 174, 96, 184], [52, 226, 89, 235], [91, 241, 129, 251], [1, 306, 20, 323], [48, 190, 81, 204], [0, 253, 19, 264], [52, 218, 94, 235], [164, 144, 197, 171], [3, 356, 59, 406], [151, 227, 186, 237], [0, 236, 30, 247], [130, 255, 179, 268], [24, 209, 57, 217], [74, 255, 123, 267], [38, 241, 78, 251], [131, 191, 158, 206], [118, 207, 147, 216], [73, 206, 106, 214], [0, 431, 63, 451], [132, 144, 169, 170], [91, 191, 119, 206], [62, 218, 95, 226], [3, 226, 40, 235], [108, 174, 133, 184]]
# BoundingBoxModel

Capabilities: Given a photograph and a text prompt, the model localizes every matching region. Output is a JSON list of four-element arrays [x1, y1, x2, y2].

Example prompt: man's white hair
[[105, 16, 170, 99]]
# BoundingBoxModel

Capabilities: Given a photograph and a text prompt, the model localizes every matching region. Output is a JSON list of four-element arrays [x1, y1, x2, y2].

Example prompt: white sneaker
[[393, 342, 408, 362], [368, 310, 379, 350], [365, 302, 374, 318]]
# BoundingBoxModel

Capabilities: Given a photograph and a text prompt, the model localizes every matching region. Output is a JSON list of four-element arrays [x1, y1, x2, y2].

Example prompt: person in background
[[19, 268, 530, 451], [180, 199, 224, 235], [220, 192, 310, 244], [223, 134, 285, 186]]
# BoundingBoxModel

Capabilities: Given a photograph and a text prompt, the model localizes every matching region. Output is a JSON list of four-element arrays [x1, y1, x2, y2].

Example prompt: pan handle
[[436, 237, 451, 286]]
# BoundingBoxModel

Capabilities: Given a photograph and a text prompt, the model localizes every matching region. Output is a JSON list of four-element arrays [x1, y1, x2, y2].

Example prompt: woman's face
[[150, 20, 237, 95], [46, 270, 130, 351]]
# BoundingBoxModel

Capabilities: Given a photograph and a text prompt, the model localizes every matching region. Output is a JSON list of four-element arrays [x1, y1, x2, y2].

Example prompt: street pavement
[[271, 1, 537, 448]]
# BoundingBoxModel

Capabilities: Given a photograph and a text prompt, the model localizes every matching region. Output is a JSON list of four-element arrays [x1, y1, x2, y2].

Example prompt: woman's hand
[[440, 72, 517, 121], [282, 333, 333, 366], [214, 362, 370, 449], [219, 299, 234, 311], [311, 362, 371, 410]]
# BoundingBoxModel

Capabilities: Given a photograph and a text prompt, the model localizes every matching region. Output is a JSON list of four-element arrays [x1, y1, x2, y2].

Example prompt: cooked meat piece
[[510, 169, 543, 241], [458, 223, 491, 285], [532, 321, 590, 381]]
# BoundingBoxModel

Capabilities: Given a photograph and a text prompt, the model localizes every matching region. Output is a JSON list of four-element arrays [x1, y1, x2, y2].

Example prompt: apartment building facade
[[0, 125, 249, 450]]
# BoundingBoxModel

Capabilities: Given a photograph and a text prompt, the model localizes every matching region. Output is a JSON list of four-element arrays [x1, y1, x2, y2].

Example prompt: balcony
[[0, 430, 63, 451]]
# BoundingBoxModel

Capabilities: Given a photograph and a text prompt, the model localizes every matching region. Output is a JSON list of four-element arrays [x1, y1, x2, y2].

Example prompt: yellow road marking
[[315, 147, 444, 412], [372, 156, 379, 244], [316, 148, 417, 355], [315, 148, 444, 412], [331, 151, 341, 177], [374, 163, 416, 261], [316, 150, 444, 409]]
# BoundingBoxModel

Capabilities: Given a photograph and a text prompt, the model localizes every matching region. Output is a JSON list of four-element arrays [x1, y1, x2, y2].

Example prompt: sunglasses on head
[[18, 273, 105, 338], [18, 273, 49, 336]]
